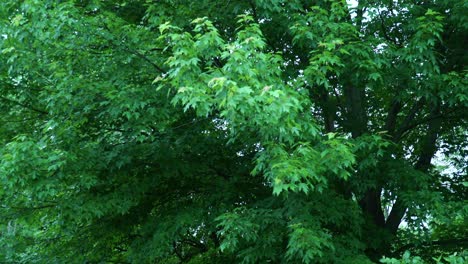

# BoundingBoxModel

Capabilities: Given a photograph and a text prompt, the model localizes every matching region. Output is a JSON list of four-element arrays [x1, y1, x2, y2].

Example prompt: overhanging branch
[[394, 238, 468, 256], [0, 95, 48, 115]]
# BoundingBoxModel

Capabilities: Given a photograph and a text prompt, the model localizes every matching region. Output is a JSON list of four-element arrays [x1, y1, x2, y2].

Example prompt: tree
[[0, 0, 466, 263]]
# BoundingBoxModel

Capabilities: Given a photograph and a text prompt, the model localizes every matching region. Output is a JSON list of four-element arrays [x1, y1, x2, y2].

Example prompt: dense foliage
[[0, 0, 466, 263]]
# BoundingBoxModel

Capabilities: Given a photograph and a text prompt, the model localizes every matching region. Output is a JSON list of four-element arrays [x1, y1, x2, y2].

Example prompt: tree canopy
[[0, 0, 466, 263]]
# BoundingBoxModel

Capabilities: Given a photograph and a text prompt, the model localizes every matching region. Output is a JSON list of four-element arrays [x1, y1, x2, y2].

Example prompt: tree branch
[[385, 104, 442, 234], [398, 109, 460, 140], [0, 95, 48, 115], [384, 99, 402, 135], [384, 198, 406, 235], [126, 48, 167, 74], [100, 23, 167, 74], [248, 0, 259, 23], [359, 189, 386, 228], [394, 238, 468, 256], [393, 98, 425, 141], [1, 204, 56, 210]]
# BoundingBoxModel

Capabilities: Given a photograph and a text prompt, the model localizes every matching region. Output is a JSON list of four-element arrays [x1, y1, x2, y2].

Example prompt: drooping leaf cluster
[[0, 0, 466, 263]]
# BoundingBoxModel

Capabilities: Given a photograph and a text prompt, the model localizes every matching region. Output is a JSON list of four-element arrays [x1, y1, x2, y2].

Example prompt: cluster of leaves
[[381, 251, 466, 264], [0, 0, 466, 263]]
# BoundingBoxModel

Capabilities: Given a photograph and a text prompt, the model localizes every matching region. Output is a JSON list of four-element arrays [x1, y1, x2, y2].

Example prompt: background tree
[[0, 0, 466, 263]]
